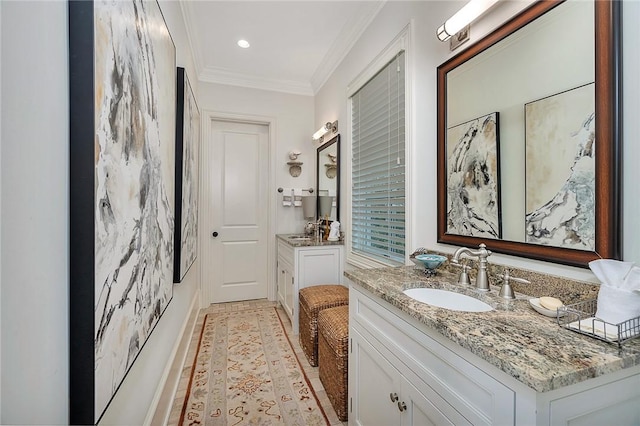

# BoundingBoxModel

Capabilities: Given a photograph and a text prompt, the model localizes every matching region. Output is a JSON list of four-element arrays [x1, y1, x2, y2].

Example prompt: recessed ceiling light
[[237, 39, 250, 49]]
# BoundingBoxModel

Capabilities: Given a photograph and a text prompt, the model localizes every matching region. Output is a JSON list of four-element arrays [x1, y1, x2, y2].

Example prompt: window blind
[[351, 51, 405, 264]]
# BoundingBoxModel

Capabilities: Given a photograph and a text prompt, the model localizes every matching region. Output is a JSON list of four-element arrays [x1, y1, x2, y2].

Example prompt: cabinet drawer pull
[[398, 401, 407, 412], [389, 392, 398, 402]]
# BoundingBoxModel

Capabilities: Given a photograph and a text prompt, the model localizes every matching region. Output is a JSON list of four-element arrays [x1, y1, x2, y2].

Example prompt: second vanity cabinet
[[276, 238, 344, 334]]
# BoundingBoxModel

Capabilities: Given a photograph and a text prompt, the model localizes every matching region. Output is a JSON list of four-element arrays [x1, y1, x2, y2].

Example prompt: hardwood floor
[[166, 299, 347, 425]]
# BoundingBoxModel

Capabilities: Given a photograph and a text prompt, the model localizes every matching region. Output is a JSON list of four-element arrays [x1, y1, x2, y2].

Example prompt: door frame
[[200, 110, 277, 307]]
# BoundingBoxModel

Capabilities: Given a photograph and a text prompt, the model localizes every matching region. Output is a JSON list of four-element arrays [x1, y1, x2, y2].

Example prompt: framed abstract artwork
[[524, 83, 595, 250], [446, 112, 502, 239], [69, 0, 176, 423], [174, 68, 200, 283]]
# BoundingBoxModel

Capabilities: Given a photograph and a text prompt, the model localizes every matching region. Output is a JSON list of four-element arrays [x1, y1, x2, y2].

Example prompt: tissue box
[[596, 285, 640, 325]]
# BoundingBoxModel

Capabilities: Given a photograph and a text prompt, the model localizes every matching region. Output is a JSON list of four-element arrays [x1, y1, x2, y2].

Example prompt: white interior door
[[202, 119, 269, 304]]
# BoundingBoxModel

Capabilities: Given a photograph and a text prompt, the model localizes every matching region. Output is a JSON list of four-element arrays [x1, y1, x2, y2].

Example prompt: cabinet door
[[350, 328, 402, 426], [277, 258, 294, 319], [277, 260, 286, 303], [297, 247, 342, 287], [284, 267, 294, 318], [400, 377, 471, 426]]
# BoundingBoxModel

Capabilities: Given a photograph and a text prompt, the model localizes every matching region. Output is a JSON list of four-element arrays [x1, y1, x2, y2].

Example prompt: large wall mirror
[[317, 134, 340, 221], [437, 0, 621, 267]]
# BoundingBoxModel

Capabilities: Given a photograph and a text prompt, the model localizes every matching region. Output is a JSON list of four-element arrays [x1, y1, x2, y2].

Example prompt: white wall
[[1, 2, 69, 423], [316, 0, 639, 282], [0, 1, 3, 420], [198, 82, 315, 235], [0, 1, 200, 424], [622, 0, 640, 266]]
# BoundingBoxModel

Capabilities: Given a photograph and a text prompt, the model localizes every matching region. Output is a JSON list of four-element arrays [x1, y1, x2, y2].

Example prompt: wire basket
[[558, 299, 640, 347]]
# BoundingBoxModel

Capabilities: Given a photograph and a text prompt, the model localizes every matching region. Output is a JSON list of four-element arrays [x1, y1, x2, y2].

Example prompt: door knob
[[389, 392, 398, 403], [212, 231, 219, 237], [398, 401, 407, 412]]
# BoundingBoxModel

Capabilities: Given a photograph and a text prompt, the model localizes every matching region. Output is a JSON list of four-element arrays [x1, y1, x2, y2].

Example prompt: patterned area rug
[[179, 307, 330, 426]]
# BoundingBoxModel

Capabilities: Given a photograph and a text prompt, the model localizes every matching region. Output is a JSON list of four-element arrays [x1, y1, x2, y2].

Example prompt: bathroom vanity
[[276, 234, 344, 334], [346, 266, 640, 425]]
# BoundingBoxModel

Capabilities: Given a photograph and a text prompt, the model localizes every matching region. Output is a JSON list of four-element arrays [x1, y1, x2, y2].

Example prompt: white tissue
[[589, 259, 640, 325]]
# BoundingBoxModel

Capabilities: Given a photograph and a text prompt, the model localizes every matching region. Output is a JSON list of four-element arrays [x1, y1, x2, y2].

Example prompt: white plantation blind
[[351, 51, 405, 264]]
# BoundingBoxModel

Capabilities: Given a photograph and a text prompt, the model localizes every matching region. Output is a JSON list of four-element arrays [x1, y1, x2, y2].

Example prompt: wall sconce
[[436, 0, 499, 42], [312, 120, 338, 143]]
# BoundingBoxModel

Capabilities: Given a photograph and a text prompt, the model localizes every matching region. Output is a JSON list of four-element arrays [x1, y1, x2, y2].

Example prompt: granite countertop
[[276, 233, 344, 248], [345, 265, 640, 393]]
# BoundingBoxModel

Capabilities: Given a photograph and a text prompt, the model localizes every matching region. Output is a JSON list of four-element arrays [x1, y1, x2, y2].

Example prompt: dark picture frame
[[316, 134, 340, 222], [174, 67, 200, 282], [69, 0, 176, 423], [436, 0, 621, 267]]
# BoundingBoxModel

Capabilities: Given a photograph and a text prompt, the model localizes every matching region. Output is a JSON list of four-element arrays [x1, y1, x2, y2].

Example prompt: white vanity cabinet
[[276, 239, 344, 334], [351, 326, 471, 426], [349, 282, 640, 426], [349, 285, 513, 426]]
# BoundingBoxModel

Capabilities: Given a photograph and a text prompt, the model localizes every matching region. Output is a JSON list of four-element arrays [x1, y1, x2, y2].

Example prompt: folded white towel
[[590, 259, 640, 324], [589, 259, 639, 289], [596, 285, 640, 325]]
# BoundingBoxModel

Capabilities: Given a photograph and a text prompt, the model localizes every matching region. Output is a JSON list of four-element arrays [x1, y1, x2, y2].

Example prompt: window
[[350, 51, 405, 265]]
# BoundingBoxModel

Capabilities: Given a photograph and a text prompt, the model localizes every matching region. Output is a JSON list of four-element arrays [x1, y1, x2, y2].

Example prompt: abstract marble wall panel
[[525, 83, 595, 250], [69, 0, 176, 423], [174, 67, 200, 282], [446, 112, 502, 239]]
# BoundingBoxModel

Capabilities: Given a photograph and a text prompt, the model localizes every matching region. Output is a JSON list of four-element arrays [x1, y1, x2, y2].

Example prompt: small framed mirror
[[436, 0, 621, 267], [317, 134, 340, 221]]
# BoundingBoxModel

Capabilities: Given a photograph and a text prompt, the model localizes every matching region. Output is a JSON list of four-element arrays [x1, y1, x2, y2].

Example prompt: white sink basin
[[403, 288, 493, 312], [288, 236, 311, 241]]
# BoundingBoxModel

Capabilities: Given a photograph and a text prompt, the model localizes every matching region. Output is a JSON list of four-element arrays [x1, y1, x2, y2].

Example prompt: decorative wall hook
[[287, 150, 302, 177]]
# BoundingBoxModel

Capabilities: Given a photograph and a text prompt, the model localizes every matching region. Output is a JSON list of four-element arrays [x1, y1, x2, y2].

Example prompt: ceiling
[[181, 1, 385, 96]]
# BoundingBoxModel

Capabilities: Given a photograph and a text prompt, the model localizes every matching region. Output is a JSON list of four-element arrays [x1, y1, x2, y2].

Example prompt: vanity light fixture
[[437, 0, 499, 42], [312, 120, 338, 143], [237, 39, 250, 48]]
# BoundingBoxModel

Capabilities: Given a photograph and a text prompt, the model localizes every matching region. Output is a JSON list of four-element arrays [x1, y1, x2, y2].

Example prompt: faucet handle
[[452, 262, 472, 286], [478, 243, 492, 256], [497, 268, 530, 299]]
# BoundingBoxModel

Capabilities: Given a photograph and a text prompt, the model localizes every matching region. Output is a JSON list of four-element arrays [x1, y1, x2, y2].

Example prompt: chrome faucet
[[452, 243, 492, 292]]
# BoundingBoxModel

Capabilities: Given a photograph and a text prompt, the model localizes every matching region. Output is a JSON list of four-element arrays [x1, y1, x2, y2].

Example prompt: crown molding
[[179, 0, 385, 96], [310, 1, 386, 94], [199, 66, 314, 96], [179, 1, 204, 74]]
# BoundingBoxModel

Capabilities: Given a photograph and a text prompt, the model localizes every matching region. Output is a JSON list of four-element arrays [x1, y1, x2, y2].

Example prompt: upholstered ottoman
[[318, 304, 349, 422], [298, 284, 349, 367]]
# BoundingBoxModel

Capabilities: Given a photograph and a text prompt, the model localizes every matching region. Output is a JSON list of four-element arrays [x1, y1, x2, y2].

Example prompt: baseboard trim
[[144, 289, 200, 426]]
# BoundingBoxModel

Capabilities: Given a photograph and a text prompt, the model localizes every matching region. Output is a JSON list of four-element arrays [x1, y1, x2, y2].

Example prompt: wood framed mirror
[[317, 134, 340, 221], [436, 0, 621, 267]]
